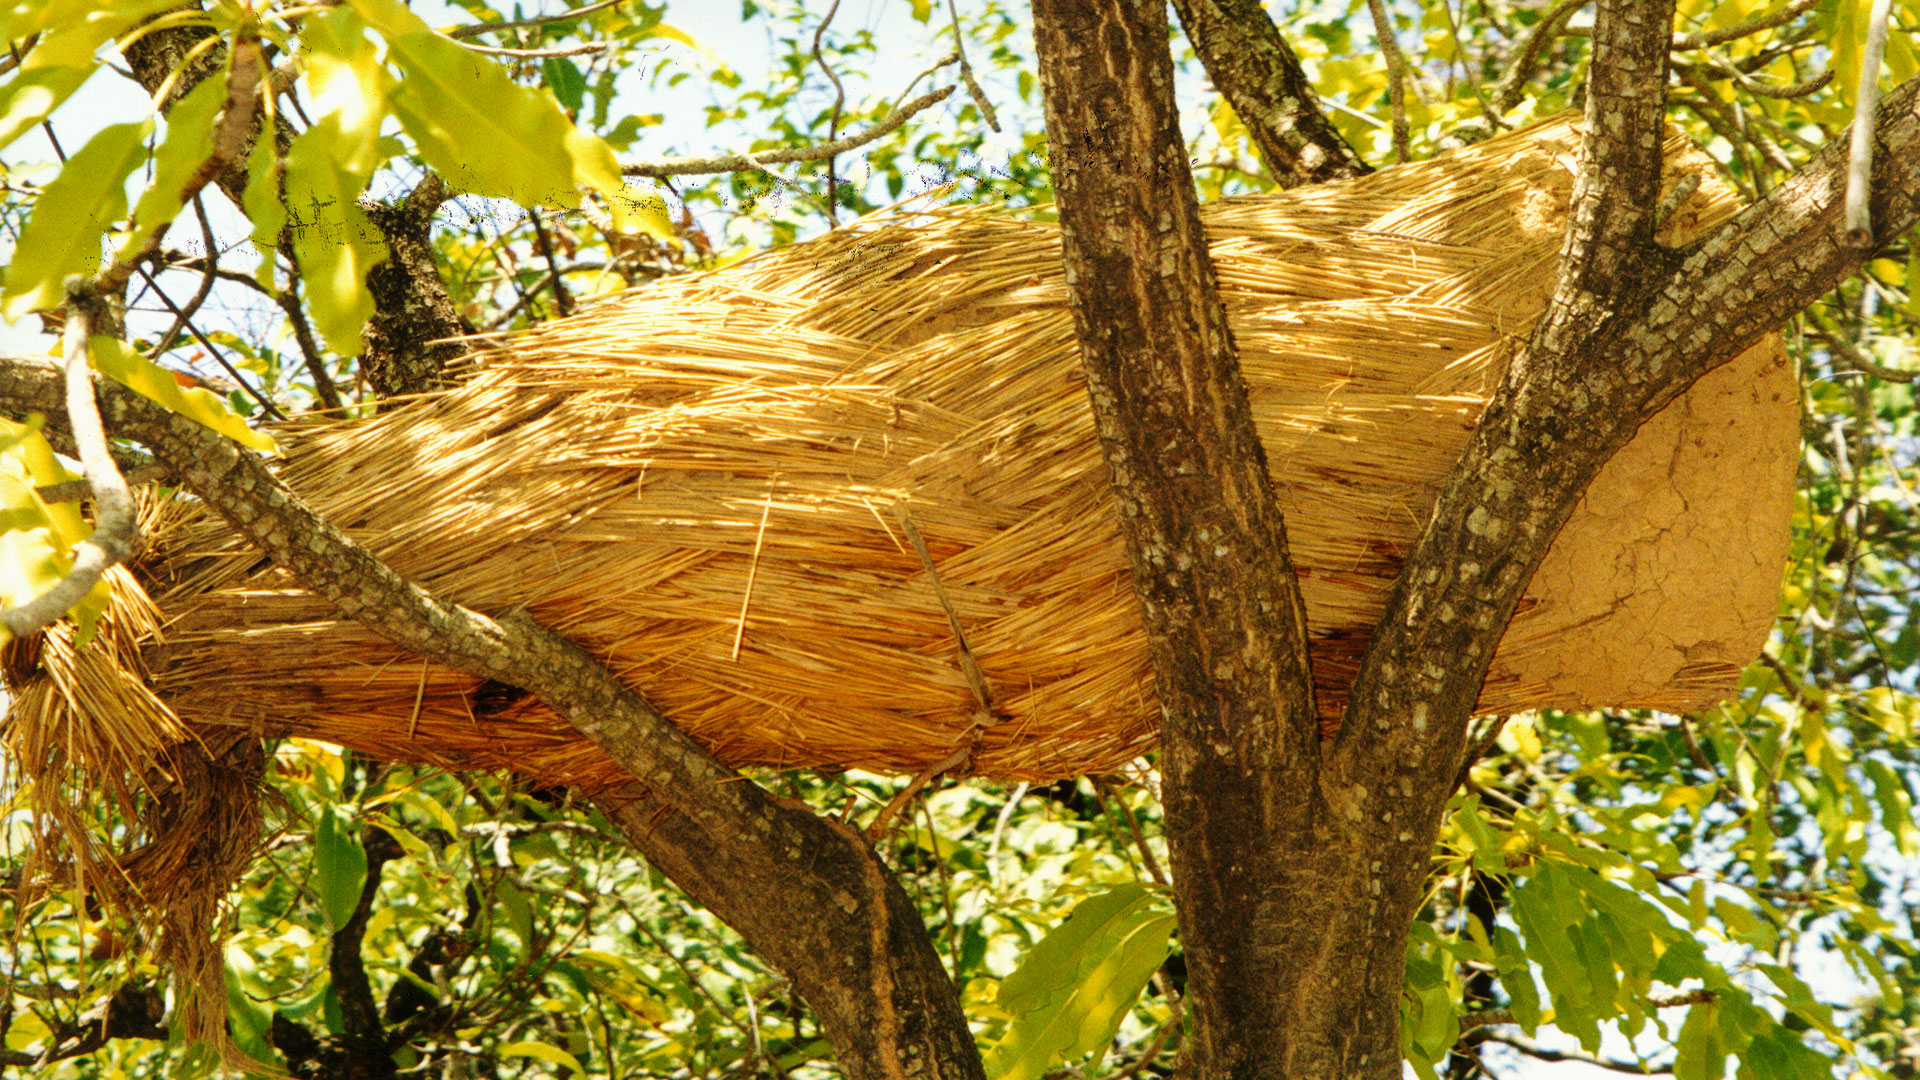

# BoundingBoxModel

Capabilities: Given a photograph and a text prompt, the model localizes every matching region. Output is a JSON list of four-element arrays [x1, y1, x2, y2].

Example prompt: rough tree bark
[[1169, 0, 1372, 185], [1029, 0, 1327, 1073], [1033, 0, 1920, 1076], [0, 366, 984, 1080]]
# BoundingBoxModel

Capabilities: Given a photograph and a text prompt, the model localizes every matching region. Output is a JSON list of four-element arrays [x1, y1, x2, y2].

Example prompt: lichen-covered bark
[[1169, 0, 1372, 185], [0, 363, 982, 1080], [361, 175, 475, 397]]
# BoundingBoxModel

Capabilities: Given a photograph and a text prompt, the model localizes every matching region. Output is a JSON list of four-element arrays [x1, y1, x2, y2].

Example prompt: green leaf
[[542, 57, 586, 112], [282, 119, 389, 356], [985, 884, 1176, 1080], [0, 417, 111, 643], [347, 0, 672, 238], [1864, 758, 1919, 856], [1510, 865, 1601, 1048], [223, 959, 282, 1068], [498, 1040, 586, 1077], [1489, 926, 1542, 1031], [240, 123, 285, 291], [116, 70, 225, 264], [313, 805, 369, 931], [299, 5, 392, 176], [496, 878, 533, 951], [348, 0, 583, 206], [0, 61, 97, 150], [0, 119, 150, 320], [0, 0, 186, 149], [89, 337, 279, 454], [1673, 1000, 1725, 1080]]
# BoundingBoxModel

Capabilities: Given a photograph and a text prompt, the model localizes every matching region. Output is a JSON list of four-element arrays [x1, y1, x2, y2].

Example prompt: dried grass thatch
[[5, 115, 1795, 797]]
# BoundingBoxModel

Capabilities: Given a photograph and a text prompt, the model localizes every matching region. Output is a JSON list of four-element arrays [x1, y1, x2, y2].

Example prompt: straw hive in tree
[[3, 116, 1796, 797]]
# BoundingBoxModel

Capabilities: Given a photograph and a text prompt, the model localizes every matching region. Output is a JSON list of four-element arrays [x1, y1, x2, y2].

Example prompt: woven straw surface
[[9, 115, 1796, 790]]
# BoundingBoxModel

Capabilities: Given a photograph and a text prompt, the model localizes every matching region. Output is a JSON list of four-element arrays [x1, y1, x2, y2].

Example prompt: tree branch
[[0, 358, 983, 1080], [1671, 0, 1821, 50], [446, 0, 631, 40], [622, 86, 955, 177], [1845, 0, 1895, 243], [1031, 0, 1323, 1071], [1168, 0, 1371, 185], [1488, 0, 1589, 114], [1, 984, 167, 1068], [0, 303, 136, 639], [1365, 0, 1413, 161], [1476, 1030, 1662, 1073], [1325, 54, 1920, 1076]]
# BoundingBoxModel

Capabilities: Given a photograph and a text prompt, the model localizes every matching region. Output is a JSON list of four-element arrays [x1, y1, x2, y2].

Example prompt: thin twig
[[891, 501, 994, 723], [1671, 0, 1821, 50], [0, 302, 137, 638], [1463, 989, 1714, 1036], [526, 210, 575, 316], [944, 0, 999, 132], [1110, 981, 1182, 1080], [133, 264, 285, 420], [0, 33, 40, 78], [985, 781, 1029, 887], [1094, 777, 1167, 887], [1366, 0, 1412, 161], [1845, 0, 1894, 244], [446, 0, 629, 39], [866, 745, 969, 841], [150, 195, 222, 358], [460, 40, 611, 58], [623, 85, 955, 177], [1808, 311, 1918, 383], [96, 38, 264, 299], [1489, 0, 1588, 113], [274, 279, 343, 411], [809, 0, 846, 225], [1686, 55, 1832, 100], [731, 493, 774, 660], [919, 797, 962, 978]]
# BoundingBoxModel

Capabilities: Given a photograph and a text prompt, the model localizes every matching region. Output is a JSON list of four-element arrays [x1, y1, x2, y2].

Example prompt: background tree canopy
[[0, 0, 1917, 1078]]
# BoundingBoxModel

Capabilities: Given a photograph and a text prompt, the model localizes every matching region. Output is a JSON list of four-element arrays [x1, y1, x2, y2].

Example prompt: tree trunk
[[1031, 1, 1405, 1075]]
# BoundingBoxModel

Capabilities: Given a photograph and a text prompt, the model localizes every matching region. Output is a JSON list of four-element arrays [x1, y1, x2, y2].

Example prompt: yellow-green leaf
[[564, 126, 674, 239], [348, 0, 580, 205], [116, 69, 225, 265], [986, 885, 1176, 1080], [313, 804, 368, 931], [636, 22, 728, 71], [89, 337, 280, 454], [498, 1041, 586, 1077], [299, 5, 391, 176], [240, 120, 285, 291], [0, 420, 109, 644], [1, 119, 150, 320], [0, 0, 181, 149], [282, 118, 389, 356]]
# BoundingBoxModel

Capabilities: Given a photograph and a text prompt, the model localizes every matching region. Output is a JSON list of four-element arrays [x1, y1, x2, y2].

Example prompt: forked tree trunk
[[1030, 1, 1426, 1074]]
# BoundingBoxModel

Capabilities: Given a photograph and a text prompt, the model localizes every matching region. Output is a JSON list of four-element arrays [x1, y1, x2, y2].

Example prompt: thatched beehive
[[7, 115, 1796, 792]]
